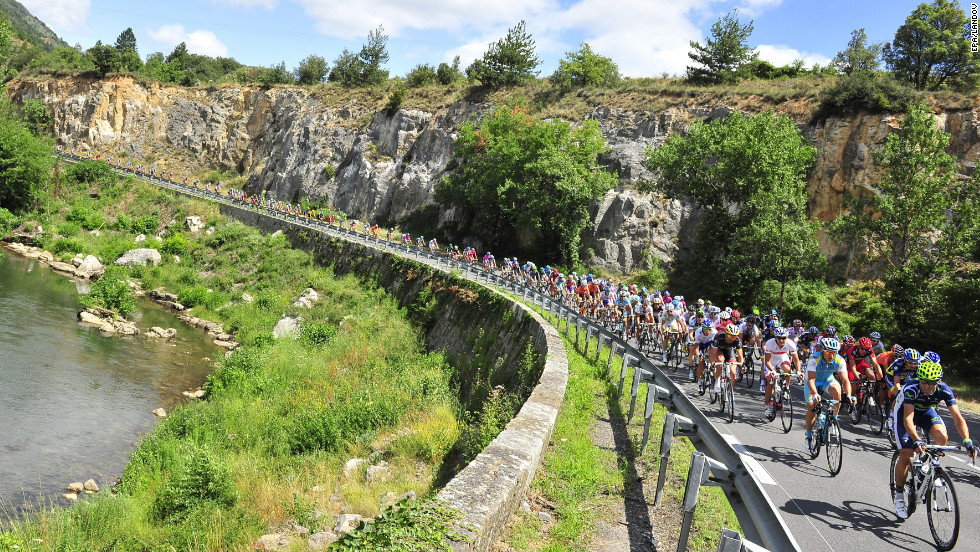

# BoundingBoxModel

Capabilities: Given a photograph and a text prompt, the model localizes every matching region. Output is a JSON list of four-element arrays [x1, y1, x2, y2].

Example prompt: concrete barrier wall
[[221, 205, 569, 551]]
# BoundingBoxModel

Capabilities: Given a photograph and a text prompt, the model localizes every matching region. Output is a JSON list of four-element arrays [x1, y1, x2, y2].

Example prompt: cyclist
[[886, 349, 922, 399], [804, 337, 852, 453], [709, 323, 744, 394], [661, 304, 688, 362], [846, 336, 882, 383], [694, 321, 717, 388], [788, 319, 806, 340], [869, 331, 886, 354], [687, 310, 707, 380], [891, 361, 977, 519], [763, 326, 801, 418], [797, 326, 819, 359]]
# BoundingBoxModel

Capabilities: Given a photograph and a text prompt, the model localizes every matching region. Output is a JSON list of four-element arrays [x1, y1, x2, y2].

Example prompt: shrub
[[385, 88, 405, 115], [152, 446, 237, 521], [57, 221, 80, 237], [83, 265, 137, 315], [289, 407, 342, 454], [131, 214, 159, 235], [98, 236, 137, 263], [161, 233, 188, 255], [301, 320, 337, 347], [0, 207, 16, 235], [65, 203, 92, 224], [205, 347, 264, 393], [50, 238, 84, 255], [405, 64, 439, 88], [813, 71, 914, 120], [178, 285, 213, 308], [62, 159, 116, 188], [111, 213, 131, 231], [83, 211, 105, 230]]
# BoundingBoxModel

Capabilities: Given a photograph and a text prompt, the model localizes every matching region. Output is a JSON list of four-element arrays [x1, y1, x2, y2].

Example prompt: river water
[[0, 249, 220, 511]]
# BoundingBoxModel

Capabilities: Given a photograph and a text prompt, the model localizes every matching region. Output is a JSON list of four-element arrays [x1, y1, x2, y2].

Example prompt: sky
[[18, 0, 950, 78]]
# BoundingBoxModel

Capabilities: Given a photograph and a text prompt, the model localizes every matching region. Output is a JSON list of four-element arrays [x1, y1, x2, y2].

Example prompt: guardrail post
[[617, 354, 636, 399], [584, 324, 592, 352], [678, 452, 734, 552], [642, 381, 679, 454], [574, 318, 583, 347], [653, 412, 699, 505], [716, 528, 743, 552], [595, 332, 607, 363], [605, 342, 621, 377]]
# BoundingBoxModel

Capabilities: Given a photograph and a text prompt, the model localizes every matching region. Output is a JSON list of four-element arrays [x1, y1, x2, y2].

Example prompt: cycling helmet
[[825, 326, 837, 336], [725, 324, 740, 337], [924, 351, 941, 364], [917, 361, 943, 382], [697, 298, 705, 306], [843, 335, 855, 346], [774, 327, 789, 338], [653, 296, 663, 304], [793, 319, 802, 327], [859, 337, 873, 349], [903, 348, 921, 364], [702, 320, 713, 329], [870, 331, 881, 340], [892, 344, 904, 356], [663, 290, 669, 296], [732, 309, 740, 319], [821, 337, 841, 352], [809, 326, 819, 335], [719, 311, 731, 320], [709, 306, 721, 314]]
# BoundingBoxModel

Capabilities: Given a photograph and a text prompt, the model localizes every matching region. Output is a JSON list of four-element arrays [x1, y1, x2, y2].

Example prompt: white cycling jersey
[[695, 327, 716, 344], [764, 337, 798, 377]]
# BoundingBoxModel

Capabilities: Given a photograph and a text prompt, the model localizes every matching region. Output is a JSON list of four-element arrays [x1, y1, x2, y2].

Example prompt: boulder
[[307, 531, 339, 551], [173, 255, 180, 264], [61, 492, 78, 501], [241, 292, 254, 303], [273, 316, 302, 339], [333, 514, 363, 535], [152, 408, 167, 418], [84, 479, 99, 492], [67, 482, 85, 493], [148, 327, 177, 339], [344, 458, 366, 477], [134, 234, 146, 243], [213, 339, 238, 350], [185, 216, 205, 232], [115, 248, 162, 267], [254, 533, 290, 550], [48, 261, 77, 275], [70, 254, 83, 267], [110, 320, 140, 336], [75, 255, 104, 279], [365, 461, 390, 483]]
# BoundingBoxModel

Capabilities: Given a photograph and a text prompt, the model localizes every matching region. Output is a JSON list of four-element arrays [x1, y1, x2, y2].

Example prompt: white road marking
[[723, 434, 777, 485], [946, 455, 980, 472]]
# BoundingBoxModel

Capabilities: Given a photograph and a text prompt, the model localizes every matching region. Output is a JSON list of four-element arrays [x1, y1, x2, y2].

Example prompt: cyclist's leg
[[804, 383, 824, 432], [925, 408, 949, 445], [894, 411, 928, 498]]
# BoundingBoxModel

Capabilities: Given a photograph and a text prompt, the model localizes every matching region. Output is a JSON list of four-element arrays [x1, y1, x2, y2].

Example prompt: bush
[[83, 265, 137, 315], [57, 221, 80, 237], [83, 211, 105, 230], [161, 233, 189, 255], [0, 207, 16, 235], [50, 238, 84, 255], [111, 213, 131, 231], [405, 64, 439, 88], [385, 88, 405, 115], [152, 446, 237, 521], [813, 71, 914, 120], [301, 320, 337, 347], [131, 215, 159, 235], [63, 159, 117, 188], [98, 236, 137, 263]]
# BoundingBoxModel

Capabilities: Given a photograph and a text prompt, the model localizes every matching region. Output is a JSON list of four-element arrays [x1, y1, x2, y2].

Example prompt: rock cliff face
[[11, 77, 980, 276]]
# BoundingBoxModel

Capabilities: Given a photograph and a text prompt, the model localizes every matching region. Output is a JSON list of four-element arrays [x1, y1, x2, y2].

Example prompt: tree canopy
[[645, 110, 822, 305], [466, 21, 541, 88], [833, 28, 883, 75], [884, 0, 979, 91], [0, 106, 53, 212], [435, 103, 616, 265], [328, 26, 390, 87], [685, 10, 756, 85], [549, 43, 620, 89], [295, 55, 328, 85]]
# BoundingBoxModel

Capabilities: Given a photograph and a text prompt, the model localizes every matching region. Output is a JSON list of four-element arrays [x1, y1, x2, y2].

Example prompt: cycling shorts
[[713, 346, 739, 363], [849, 359, 876, 380], [667, 321, 682, 333], [764, 360, 792, 379], [805, 379, 839, 404], [893, 409, 945, 450], [698, 342, 711, 354]]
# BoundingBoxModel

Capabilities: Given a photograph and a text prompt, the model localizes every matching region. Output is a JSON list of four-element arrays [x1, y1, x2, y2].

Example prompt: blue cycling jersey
[[805, 352, 846, 381], [895, 381, 957, 413]]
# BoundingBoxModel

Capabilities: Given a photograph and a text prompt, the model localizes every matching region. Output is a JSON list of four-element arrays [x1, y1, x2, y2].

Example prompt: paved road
[[655, 360, 980, 552]]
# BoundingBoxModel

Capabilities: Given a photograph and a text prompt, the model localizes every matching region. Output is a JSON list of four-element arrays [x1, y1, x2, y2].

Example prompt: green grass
[[501, 300, 740, 551], [1, 173, 467, 550]]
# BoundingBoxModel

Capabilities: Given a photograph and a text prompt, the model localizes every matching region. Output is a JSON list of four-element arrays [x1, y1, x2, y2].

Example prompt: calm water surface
[[0, 249, 220, 510]]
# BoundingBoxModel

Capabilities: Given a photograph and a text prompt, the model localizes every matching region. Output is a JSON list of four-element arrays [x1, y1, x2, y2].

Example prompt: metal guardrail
[[57, 152, 800, 552]]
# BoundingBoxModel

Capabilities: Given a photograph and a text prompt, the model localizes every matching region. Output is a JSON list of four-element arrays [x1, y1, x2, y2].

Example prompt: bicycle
[[807, 397, 843, 476], [742, 344, 760, 389], [849, 378, 885, 435], [889, 444, 971, 550], [664, 331, 683, 371], [712, 361, 740, 423], [765, 370, 795, 433]]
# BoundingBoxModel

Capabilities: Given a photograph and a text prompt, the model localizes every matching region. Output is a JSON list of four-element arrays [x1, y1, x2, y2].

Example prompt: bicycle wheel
[[927, 467, 960, 551], [671, 342, 682, 372], [888, 449, 917, 517], [808, 427, 822, 460], [725, 380, 735, 423], [826, 418, 843, 476], [780, 386, 794, 433], [708, 373, 718, 403], [718, 380, 727, 413], [866, 394, 884, 435], [849, 393, 863, 424]]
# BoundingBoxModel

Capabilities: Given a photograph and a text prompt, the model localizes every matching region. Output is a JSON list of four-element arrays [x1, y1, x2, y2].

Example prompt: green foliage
[[436, 56, 464, 85], [884, 0, 979, 91], [300, 320, 337, 347], [177, 285, 225, 311], [685, 9, 756, 85], [466, 20, 541, 88], [142, 51, 183, 84], [114, 27, 137, 54], [550, 43, 620, 90], [63, 159, 117, 188], [83, 265, 137, 315], [86, 40, 120, 77], [161, 233, 189, 255], [295, 54, 328, 85], [332, 498, 468, 551], [0, 531, 26, 552], [833, 28, 884, 76], [20, 98, 51, 136], [0, 206, 17, 235], [97, 235, 137, 262], [50, 237, 83, 254], [58, 221, 80, 237], [406, 63, 439, 88], [131, 214, 159, 235], [385, 87, 405, 115], [259, 61, 294, 87], [0, 113, 52, 212], [114, 27, 142, 72], [628, 260, 669, 291], [647, 110, 822, 306], [813, 70, 914, 119], [285, 493, 323, 532], [458, 385, 518, 461], [436, 102, 616, 265], [322, 163, 337, 180], [152, 446, 237, 521], [329, 26, 390, 87]]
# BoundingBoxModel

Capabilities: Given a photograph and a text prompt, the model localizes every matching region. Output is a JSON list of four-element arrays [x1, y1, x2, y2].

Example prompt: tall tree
[[86, 41, 120, 77], [685, 9, 756, 85], [114, 27, 137, 54], [646, 111, 821, 305], [113, 27, 142, 72], [295, 54, 328, 85], [550, 43, 620, 89], [0, 110, 53, 211], [435, 103, 617, 265], [166, 42, 189, 69], [883, 0, 979, 90], [358, 25, 389, 86], [467, 21, 541, 88], [833, 28, 883, 75]]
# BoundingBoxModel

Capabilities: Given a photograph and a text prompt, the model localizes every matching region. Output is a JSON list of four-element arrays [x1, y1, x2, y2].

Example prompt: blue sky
[[20, 0, 942, 78]]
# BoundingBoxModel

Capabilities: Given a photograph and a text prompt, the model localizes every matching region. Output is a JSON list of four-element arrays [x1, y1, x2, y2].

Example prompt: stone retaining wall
[[221, 205, 568, 551]]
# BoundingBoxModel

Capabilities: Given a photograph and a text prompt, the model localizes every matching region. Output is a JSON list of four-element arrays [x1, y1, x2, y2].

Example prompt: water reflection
[[0, 250, 220, 510]]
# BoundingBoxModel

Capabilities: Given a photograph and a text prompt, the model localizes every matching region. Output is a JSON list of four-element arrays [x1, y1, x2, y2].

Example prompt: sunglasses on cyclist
[[775, 336, 787, 341], [920, 379, 939, 385]]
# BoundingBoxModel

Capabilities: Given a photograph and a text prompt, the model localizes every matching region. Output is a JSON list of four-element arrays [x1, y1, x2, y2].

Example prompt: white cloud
[[147, 24, 230, 57], [755, 44, 831, 68], [209, 0, 278, 8], [19, 0, 90, 33]]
